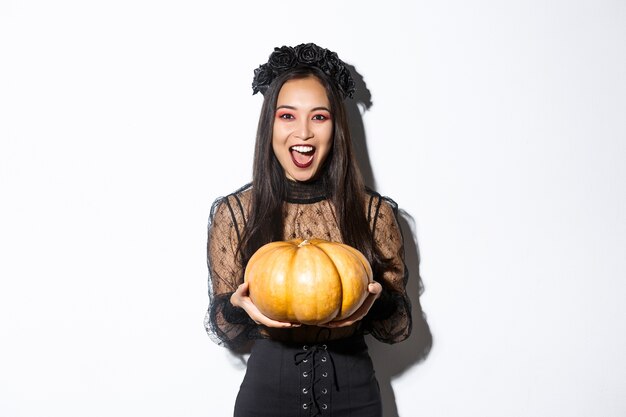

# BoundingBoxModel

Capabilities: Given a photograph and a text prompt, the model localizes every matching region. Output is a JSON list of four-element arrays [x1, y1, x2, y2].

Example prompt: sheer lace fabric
[[204, 182, 411, 351]]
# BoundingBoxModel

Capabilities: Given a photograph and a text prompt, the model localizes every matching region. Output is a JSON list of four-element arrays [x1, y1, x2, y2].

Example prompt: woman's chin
[[286, 169, 317, 182]]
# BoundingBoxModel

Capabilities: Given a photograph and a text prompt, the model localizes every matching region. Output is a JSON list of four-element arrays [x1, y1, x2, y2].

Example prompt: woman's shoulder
[[212, 183, 252, 203], [209, 183, 253, 220], [364, 187, 399, 218]]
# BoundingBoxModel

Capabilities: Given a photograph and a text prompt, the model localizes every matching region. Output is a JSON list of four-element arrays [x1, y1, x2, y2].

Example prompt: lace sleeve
[[203, 193, 259, 351], [363, 195, 412, 344]]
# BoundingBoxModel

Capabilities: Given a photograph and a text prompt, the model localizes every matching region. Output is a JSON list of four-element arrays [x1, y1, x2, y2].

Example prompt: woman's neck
[[284, 176, 329, 203]]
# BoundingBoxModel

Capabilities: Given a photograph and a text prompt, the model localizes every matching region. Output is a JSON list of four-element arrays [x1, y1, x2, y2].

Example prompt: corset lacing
[[294, 343, 337, 416]]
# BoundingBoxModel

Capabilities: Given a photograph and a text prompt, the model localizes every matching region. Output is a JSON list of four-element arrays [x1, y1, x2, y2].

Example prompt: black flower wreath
[[252, 43, 356, 99]]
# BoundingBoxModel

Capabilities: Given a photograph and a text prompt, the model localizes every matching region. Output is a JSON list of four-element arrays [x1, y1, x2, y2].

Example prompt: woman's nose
[[294, 120, 313, 140]]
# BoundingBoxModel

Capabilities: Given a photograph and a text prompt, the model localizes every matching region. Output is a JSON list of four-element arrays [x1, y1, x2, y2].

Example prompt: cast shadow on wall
[[346, 64, 433, 417]]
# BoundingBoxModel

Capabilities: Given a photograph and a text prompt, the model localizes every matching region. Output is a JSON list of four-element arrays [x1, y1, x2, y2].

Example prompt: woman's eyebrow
[[275, 105, 296, 111], [275, 105, 331, 112]]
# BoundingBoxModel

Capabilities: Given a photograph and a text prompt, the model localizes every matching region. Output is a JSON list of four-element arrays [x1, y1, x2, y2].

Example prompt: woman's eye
[[312, 114, 329, 121], [278, 113, 294, 120]]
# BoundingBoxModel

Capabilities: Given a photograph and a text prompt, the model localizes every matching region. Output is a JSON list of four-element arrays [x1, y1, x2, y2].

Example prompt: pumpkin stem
[[298, 239, 310, 247]]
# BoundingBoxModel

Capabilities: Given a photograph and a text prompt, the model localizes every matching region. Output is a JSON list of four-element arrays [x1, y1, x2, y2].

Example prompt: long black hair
[[239, 66, 382, 270]]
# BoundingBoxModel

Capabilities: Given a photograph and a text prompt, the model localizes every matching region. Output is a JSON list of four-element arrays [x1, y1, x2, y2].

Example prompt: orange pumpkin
[[244, 238, 373, 325]]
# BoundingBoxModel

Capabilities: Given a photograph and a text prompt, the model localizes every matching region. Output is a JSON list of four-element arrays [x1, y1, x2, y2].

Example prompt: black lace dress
[[204, 179, 411, 416]]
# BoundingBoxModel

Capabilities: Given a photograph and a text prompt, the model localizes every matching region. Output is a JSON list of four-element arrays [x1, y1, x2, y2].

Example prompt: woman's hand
[[230, 282, 300, 328], [320, 281, 383, 328]]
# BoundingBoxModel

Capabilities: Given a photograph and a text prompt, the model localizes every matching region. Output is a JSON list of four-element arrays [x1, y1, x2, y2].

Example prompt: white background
[[1, 1, 625, 416]]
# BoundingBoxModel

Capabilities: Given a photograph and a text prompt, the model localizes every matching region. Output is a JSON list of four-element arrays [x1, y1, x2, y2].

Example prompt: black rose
[[320, 50, 340, 76], [296, 43, 325, 64], [252, 64, 274, 95], [336, 67, 356, 98], [268, 46, 296, 72]]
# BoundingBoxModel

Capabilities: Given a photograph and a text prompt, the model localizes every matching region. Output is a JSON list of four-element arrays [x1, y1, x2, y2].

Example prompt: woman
[[205, 43, 411, 417]]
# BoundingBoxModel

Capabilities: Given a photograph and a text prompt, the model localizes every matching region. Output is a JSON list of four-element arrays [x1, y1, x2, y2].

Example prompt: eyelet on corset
[[302, 403, 308, 409], [302, 388, 308, 394], [322, 344, 327, 350], [303, 345, 309, 351], [321, 404, 328, 410], [322, 372, 328, 378], [302, 371, 309, 377], [322, 388, 328, 394], [321, 356, 327, 362]]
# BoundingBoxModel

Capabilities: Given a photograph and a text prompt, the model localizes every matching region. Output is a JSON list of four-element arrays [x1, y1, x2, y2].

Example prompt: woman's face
[[272, 76, 333, 182]]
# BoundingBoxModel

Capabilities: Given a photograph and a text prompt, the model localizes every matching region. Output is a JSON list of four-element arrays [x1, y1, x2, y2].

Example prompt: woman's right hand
[[230, 282, 300, 328]]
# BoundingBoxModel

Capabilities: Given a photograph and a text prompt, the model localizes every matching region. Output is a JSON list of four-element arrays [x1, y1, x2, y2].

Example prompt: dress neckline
[[284, 177, 329, 204]]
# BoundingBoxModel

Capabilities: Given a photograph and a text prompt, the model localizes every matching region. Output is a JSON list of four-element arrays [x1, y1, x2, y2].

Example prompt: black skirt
[[234, 335, 382, 417]]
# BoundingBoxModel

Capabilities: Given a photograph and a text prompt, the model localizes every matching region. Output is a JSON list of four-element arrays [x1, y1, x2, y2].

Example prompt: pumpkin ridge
[[316, 241, 371, 320], [247, 244, 296, 322], [340, 244, 373, 279], [294, 239, 343, 324], [285, 244, 298, 321], [311, 242, 342, 325], [273, 244, 298, 321]]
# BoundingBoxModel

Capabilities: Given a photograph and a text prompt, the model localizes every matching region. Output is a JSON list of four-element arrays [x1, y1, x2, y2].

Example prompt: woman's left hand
[[319, 281, 383, 328]]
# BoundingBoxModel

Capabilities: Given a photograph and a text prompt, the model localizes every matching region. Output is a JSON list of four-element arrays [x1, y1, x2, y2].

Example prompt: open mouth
[[290, 145, 315, 168]]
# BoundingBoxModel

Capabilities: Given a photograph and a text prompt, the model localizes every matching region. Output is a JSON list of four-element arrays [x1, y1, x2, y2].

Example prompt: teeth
[[291, 145, 314, 153]]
